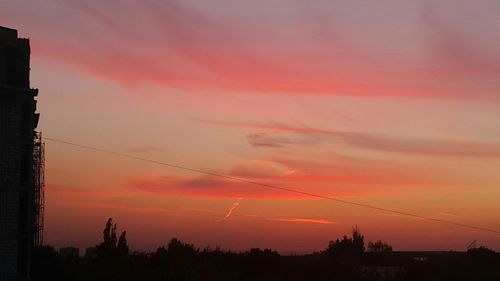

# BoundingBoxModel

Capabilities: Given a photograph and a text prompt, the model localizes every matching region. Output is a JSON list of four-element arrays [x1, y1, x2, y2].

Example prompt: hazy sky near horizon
[[2, 0, 500, 253]]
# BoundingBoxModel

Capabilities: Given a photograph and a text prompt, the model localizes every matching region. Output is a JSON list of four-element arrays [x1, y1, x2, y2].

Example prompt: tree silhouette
[[117, 231, 129, 256], [323, 227, 365, 259], [321, 227, 366, 280], [367, 240, 392, 253], [352, 226, 365, 254], [102, 218, 116, 247], [37, 220, 500, 281], [97, 218, 128, 258]]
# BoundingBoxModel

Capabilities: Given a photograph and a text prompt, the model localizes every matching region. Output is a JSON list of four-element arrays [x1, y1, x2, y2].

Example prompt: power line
[[44, 136, 500, 235]]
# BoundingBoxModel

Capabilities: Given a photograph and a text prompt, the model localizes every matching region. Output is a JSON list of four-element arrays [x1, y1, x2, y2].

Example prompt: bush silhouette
[[367, 240, 392, 253]]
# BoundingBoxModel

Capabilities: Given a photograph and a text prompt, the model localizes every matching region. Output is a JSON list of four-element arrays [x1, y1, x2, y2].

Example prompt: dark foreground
[[32, 219, 500, 281], [33, 243, 500, 281]]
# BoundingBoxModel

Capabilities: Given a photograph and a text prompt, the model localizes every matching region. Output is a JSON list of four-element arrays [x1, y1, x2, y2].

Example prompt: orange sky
[[2, 0, 500, 253]]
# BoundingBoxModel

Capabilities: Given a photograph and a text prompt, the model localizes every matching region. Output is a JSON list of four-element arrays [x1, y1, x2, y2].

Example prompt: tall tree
[[352, 226, 365, 255], [102, 218, 117, 249], [117, 231, 129, 256], [98, 218, 128, 257]]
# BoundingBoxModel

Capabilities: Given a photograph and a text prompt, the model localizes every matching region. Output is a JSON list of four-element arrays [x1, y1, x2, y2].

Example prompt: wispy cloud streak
[[7, 0, 499, 97], [198, 119, 500, 158], [269, 217, 337, 225]]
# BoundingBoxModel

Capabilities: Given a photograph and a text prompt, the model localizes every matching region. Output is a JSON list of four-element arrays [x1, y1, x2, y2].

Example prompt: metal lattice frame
[[33, 132, 44, 247]]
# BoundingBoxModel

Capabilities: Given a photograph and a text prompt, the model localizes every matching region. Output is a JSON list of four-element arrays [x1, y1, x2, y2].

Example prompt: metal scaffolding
[[33, 132, 45, 247]]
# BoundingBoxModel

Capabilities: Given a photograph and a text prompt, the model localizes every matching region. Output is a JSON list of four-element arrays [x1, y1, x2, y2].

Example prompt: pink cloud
[[197, 119, 500, 158], [47, 184, 131, 200], [125, 154, 452, 200], [421, 2, 500, 81], [8, 0, 498, 98], [129, 175, 309, 199]]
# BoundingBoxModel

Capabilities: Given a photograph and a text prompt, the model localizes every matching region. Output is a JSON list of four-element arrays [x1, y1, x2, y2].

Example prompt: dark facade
[[0, 26, 41, 281]]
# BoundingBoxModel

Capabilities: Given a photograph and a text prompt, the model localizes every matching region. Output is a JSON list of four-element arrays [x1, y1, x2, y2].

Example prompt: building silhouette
[[0, 26, 44, 281]]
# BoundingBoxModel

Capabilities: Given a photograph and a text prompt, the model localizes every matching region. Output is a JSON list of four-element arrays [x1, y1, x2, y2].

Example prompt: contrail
[[225, 198, 242, 219], [270, 218, 336, 225]]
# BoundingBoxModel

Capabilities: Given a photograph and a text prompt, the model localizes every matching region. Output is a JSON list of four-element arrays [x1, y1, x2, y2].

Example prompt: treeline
[[32, 218, 500, 281]]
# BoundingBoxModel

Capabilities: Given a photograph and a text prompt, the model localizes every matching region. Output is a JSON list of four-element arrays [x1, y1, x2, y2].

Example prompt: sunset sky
[[2, 0, 500, 253]]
